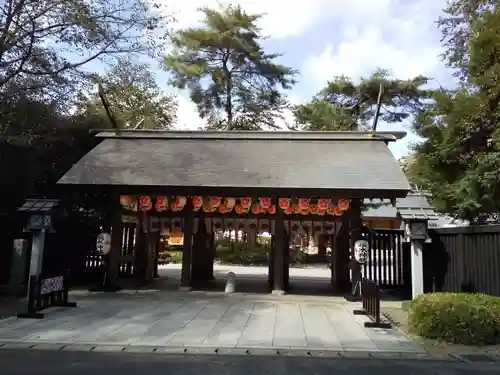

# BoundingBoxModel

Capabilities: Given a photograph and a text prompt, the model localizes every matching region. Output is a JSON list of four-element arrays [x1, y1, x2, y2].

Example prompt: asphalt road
[[0, 350, 498, 375]]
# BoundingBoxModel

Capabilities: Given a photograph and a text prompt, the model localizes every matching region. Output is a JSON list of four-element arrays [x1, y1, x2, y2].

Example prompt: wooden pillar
[[144, 228, 159, 283], [206, 232, 216, 280], [268, 237, 274, 288], [109, 195, 122, 285], [318, 233, 327, 259], [192, 218, 214, 284], [180, 201, 194, 288], [349, 199, 363, 293], [350, 199, 363, 256], [133, 213, 146, 280], [192, 217, 216, 284], [153, 232, 160, 278], [283, 229, 290, 291], [191, 220, 203, 284], [272, 208, 285, 294], [329, 233, 335, 288], [335, 219, 350, 293]]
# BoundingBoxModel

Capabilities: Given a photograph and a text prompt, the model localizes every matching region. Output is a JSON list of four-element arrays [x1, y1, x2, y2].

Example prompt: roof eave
[[90, 130, 407, 142]]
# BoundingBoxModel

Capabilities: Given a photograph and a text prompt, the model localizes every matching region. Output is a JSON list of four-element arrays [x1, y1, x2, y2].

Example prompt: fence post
[[352, 278, 392, 329], [60, 269, 77, 308]]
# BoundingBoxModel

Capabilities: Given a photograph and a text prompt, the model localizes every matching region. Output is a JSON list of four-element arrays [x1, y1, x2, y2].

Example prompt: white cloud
[[173, 94, 206, 130], [304, 0, 446, 88], [160, 0, 331, 40]]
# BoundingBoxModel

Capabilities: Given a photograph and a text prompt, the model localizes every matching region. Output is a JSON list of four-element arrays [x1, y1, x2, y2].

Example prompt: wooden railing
[[353, 278, 392, 329], [17, 270, 77, 319]]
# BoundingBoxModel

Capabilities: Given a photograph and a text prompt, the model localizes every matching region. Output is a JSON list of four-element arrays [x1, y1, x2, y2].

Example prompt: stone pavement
[[0, 293, 421, 353]]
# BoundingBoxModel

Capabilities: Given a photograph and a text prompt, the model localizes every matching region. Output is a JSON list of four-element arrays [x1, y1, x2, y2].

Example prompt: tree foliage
[[293, 69, 431, 131], [410, 4, 500, 223], [164, 5, 297, 130], [0, 0, 171, 106], [0, 0, 174, 217], [76, 57, 178, 129], [438, 0, 497, 82]]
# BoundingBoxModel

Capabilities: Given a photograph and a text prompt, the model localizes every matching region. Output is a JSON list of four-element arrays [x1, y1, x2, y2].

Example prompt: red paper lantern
[[298, 198, 310, 209], [192, 196, 203, 209], [279, 198, 291, 209], [138, 196, 152, 211], [219, 205, 227, 214], [120, 195, 133, 206], [334, 207, 343, 216], [318, 199, 329, 211], [251, 204, 261, 214], [175, 196, 187, 208], [259, 197, 271, 209], [338, 199, 350, 211], [309, 204, 319, 214], [284, 205, 294, 215], [267, 205, 276, 214], [209, 197, 221, 207], [235, 205, 245, 214], [240, 197, 252, 208], [317, 209, 325, 216], [155, 196, 168, 212]]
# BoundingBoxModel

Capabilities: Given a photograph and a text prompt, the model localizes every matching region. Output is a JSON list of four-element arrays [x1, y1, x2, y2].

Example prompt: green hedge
[[158, 241, 315, 267], [215, 242, 310, 266], [158, 251, 183, 264], [408, 293, 500, 345], [216, 243, 268, 265]]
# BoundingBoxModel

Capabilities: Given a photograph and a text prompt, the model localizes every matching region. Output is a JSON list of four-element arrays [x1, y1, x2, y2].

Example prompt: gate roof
[[58, 130, 411, 198]]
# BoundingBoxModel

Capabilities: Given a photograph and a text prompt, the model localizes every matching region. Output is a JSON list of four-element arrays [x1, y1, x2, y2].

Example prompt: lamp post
[[17, 199, 58, 294], [403, 219, 430, 299]]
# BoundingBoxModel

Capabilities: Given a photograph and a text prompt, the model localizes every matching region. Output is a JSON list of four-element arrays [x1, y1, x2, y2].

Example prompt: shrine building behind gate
[[58, 130, 411, 293]]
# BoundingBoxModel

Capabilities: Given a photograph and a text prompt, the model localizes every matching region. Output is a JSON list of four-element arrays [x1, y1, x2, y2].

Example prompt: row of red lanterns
[[120, 196, 350, 215]]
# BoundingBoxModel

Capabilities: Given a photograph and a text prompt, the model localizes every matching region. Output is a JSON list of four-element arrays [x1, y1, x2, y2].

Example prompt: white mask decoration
[[96, 232, 112, 255], [354, 239, 369, 264]]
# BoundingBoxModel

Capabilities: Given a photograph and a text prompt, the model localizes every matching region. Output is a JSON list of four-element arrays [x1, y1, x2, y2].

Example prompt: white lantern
[[354, 239, 369, 264], [96, 232, 111, 255]]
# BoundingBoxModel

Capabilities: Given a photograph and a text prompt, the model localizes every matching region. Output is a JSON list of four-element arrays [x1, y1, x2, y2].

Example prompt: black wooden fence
[[365, 226, 500, 297], [424, 226, 500, 297]]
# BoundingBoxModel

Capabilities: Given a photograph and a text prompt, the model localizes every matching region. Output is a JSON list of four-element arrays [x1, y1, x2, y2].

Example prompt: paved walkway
[[0, 294, 421, 352]]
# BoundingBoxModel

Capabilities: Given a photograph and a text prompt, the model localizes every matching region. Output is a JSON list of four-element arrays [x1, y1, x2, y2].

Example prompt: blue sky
[[156, 0, 456, 159]]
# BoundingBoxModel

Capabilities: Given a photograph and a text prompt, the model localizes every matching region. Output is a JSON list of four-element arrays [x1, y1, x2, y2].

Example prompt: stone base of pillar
[[271, 289, 286, 296]]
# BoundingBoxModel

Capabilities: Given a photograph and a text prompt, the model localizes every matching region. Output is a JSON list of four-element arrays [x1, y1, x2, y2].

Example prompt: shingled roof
[[58, 130, 411, 196], [362, 192, 439, 220]]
